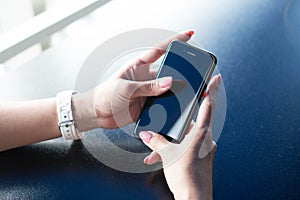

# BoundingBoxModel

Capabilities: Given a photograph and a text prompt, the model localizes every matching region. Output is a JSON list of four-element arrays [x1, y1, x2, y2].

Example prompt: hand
[[72, 30, 195, 131], [139, 74, 221, 200]]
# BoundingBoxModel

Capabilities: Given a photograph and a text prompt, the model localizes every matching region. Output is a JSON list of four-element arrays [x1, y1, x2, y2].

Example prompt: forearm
[[0, 98, 61, 151]]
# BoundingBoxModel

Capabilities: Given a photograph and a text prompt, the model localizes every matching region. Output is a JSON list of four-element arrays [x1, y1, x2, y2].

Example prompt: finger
[[196, 74, 221, 129], [144, 151, 162, 165], [132, 76, 173, 98], [185, 120, 195, 135], [198, 127, 214, 158], [133, 30, 195, 66], [139, 131, 169, 152], [149, 68, 159, 79], [199, 140, 217, 159], [190, 74, 221, 152]]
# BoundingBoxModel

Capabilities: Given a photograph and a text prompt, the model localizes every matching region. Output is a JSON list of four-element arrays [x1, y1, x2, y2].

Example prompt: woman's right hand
[[139, 74, 221, 200], [71, 30, 194, 131]]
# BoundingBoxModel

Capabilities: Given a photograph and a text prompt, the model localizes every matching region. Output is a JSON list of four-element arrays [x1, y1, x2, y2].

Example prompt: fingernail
[[158, 76, 172, 88], [203, 91, 207, 97], [143, 156, 150, 164], [188, 30, 194, 36], [139, 131, 153, 144], [217, 74, 222, 84]]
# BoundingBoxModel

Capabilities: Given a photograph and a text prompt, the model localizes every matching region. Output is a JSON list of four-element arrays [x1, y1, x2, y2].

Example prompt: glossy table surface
[[0, 0, 299, 199]]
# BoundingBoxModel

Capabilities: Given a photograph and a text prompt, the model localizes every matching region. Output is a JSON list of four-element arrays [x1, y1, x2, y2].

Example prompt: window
[[0, 0, 110, 73]]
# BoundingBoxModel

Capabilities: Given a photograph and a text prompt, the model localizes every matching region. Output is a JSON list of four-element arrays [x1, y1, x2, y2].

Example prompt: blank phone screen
[[135, 41, 214, 141]]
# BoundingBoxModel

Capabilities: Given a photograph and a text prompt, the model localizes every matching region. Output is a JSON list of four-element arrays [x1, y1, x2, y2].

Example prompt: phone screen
[[134, 41, 216, 142]]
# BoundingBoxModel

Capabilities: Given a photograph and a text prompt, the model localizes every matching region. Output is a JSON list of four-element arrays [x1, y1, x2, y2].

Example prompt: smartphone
[[134, 40, 217, 143]]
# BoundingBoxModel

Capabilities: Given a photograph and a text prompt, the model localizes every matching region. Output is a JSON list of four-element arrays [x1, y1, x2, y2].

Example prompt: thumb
[[133, 76, 172, 97], [139, 131, 169, 152]]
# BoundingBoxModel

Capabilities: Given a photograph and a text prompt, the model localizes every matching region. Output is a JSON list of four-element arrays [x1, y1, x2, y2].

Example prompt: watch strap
[[56, 90, 83, 140]]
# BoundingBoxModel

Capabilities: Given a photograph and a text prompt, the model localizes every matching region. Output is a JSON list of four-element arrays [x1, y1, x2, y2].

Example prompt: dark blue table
[[211, 1, 300, 199], [1, 0, 299, 199]]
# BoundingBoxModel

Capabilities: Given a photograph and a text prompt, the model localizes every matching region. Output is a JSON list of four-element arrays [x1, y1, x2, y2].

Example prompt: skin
[[139, 75, 221, 199], [0, 98, 61, 151], [0, 30, 191, 151], [0, 30, 220, 199]]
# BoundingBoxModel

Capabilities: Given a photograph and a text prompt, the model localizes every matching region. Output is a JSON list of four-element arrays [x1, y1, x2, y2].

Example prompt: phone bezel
[[134, 40, 217, 143]]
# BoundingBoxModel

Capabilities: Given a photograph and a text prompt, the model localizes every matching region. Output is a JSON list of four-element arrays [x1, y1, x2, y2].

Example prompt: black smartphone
[[134, 40, 217, 143]]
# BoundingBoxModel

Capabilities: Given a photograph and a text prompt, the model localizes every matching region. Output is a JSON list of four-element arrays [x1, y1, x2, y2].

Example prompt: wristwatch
[[56, 90, 84, 140]]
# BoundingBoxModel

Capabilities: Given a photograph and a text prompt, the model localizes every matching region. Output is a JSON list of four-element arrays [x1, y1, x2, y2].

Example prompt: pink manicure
[[144, 156, 150, 164]]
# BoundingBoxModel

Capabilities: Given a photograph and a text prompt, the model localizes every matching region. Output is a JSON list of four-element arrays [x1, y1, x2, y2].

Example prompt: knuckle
[[149, 134, 165, 150], [205, 99, 213, 110], [157, 48, 165, 56], [147, 81, 159, 95], [195, 123, 210, 141], [125, 81, 136, 93], [198, 124, 209, 133], [149, 134, 159, 147], [128, 82, 141, 99], [208, 97, 216, 113], [204, 99, 214, 118], [136, 58, 147, 66], [140, 83, 151, 96]]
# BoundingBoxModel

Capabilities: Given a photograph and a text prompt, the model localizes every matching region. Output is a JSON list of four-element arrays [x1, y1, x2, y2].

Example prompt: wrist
[[72, 90, 99, 131], [167, 161, 213, 200], [173, 187, 212, 200], [172, 178, 212, 200]]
